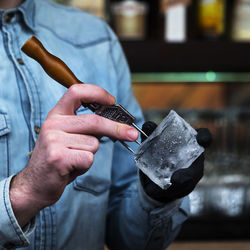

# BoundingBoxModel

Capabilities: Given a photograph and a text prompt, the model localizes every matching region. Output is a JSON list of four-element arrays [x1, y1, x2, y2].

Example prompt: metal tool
[[21, 36, 148, 153]]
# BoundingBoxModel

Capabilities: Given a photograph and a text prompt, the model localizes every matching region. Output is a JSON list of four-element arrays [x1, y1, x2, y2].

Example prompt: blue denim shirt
[[0, 0, 189, 249]]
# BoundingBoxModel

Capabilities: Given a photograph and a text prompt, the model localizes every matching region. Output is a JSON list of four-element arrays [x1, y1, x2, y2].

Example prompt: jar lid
[[112, 1, 148, 15]]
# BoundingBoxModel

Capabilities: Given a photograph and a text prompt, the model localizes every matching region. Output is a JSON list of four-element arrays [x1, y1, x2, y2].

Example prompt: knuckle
[[41, 118, 59, 133], [44, 131, 57, 145], [84, 151, 94, 169], [68, 84, 80, 98], [73, 151, 94, 173], [46, 148, 62, 166], [85, 84, 102, 93], [88, 114, 102, 129], [115, 124, 124, 138], [41, 120, 53, 132], [91, 137, 99, 153]]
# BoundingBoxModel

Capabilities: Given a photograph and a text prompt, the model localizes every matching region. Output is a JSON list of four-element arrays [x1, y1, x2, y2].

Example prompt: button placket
[[3, 20, 43, 142]]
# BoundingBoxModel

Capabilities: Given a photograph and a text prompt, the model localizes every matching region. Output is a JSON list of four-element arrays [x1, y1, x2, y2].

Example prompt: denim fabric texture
[[0, 0, 189, 249]]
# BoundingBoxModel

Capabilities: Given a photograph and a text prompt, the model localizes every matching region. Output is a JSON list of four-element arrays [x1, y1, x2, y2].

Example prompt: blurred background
[[53, 0, 250, 248]]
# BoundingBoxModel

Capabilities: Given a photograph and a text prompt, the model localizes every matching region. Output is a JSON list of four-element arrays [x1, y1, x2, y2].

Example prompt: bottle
[[164, 4, 187, 42], [111, 0, 148, 40], [161, 0, 191, 43], [146, 0, 164, 40], [231, 0, 250, 42], [52, 0, 71, 5], [197, 0, 226, 39], [70, 0, 107, 19]]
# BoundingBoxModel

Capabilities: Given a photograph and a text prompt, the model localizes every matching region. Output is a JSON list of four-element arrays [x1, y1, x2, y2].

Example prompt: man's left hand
[[140, 121, 212, 203]]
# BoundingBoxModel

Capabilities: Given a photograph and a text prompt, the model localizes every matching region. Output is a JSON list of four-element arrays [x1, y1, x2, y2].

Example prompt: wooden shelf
[[168, 241, 250, 250], [121, 40, 250, 73]]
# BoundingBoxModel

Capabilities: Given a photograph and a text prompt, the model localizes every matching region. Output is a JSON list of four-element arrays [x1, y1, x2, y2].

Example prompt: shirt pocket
[[0, 112, 11, 179]]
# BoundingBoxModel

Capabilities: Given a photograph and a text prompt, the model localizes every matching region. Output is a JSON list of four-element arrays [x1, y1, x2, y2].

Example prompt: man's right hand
[[9, 84, 138, 227]]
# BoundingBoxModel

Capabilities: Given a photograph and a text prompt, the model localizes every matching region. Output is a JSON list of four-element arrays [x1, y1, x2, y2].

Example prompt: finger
[[58, 148, 94, 177], [196, 128, 212, 148], [53, 132, 100, 153], [171, 154, 204, 184], [49, 84, 116, 116], [44, 114, 139, 142]]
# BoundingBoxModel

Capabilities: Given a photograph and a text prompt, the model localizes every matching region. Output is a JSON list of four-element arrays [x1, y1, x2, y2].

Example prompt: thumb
[[48, 84, 115, 116], [196, 128, 212, 148]]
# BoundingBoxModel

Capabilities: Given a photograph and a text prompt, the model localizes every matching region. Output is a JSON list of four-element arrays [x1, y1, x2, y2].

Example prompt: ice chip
[[134, 110, 204, 189]]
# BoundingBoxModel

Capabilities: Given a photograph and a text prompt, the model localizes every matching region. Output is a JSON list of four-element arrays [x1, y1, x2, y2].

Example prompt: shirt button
[[34, 126, 41, 134], [4, 13, 14, 23], [17, 58, 25, 65]]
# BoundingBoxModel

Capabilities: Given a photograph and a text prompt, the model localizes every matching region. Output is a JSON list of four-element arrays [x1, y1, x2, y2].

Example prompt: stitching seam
[[3, 179, 26, 246]]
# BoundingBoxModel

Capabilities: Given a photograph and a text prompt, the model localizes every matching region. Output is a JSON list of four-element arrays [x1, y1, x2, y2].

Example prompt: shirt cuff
[[0, 175, 36, 249], [138, 180, 189, 230]]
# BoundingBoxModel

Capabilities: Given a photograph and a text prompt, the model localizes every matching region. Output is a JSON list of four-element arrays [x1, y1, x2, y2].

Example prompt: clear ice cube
[[134, 110, 204, 189]]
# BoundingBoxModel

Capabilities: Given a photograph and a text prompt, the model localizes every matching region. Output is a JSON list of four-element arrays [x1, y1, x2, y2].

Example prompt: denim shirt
[[0, 0, 189, 249]]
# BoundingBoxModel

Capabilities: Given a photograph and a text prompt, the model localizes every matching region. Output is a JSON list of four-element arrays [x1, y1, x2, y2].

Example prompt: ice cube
[[134, 110, 204, 189]]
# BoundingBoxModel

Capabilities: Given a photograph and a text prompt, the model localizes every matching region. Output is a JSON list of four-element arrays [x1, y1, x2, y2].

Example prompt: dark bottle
[[146, 0, 165, 40]]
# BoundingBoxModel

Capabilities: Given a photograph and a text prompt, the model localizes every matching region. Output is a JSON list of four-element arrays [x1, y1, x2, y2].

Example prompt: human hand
[[10, 84, 138, 226], [139, 121, 212, 203]]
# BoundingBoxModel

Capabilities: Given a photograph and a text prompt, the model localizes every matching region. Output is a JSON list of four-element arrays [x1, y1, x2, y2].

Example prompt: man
[[0, 0, 210, 249]]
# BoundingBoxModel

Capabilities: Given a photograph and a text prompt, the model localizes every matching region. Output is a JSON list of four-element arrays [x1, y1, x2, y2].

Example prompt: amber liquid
[[197, 0, 226, 39]]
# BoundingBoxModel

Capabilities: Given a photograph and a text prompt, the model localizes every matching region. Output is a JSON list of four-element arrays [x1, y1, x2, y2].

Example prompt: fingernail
[[110, 96, 116, 104], [127, 128, 138, 140]]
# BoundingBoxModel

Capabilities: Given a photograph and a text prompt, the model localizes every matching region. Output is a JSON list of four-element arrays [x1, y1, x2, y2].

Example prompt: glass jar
[[70, 0, 107, 19], [111, 0, 148, 40], [231, 0, 250, 42]]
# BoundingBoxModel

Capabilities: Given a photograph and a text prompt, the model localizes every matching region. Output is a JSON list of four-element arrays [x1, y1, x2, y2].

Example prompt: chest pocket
[[0, 113, 11, 179], [73, 107, 113, 195]]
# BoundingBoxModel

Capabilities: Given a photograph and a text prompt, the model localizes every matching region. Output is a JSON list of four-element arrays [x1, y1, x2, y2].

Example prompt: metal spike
[[119, 141, 135, 154], [136, 140, 141, 146], [132, 123, 148, 138]]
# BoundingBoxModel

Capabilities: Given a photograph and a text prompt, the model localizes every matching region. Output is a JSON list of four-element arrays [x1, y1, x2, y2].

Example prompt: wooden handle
[[21, 36, 81, 88]]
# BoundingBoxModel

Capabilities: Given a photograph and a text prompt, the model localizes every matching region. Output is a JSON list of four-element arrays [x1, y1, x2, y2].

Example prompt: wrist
[[9, 173, 47, 227]]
